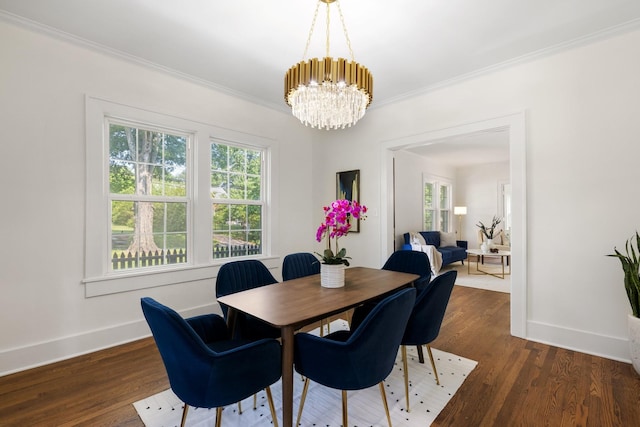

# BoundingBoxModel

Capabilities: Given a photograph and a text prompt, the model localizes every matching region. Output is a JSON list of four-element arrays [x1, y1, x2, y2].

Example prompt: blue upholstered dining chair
[[293, 288, 417, 427], [350, 249, 434, 345], [400, 270, 457, 412], [282, 252, 320, 280], [140, 297, 282, 427], [215, 259, 281, 340], [282, 252, 332, 335], [382, 250, 433, 290]]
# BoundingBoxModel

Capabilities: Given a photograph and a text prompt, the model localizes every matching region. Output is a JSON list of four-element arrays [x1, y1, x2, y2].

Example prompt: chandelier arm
[[302, 1, 322, 61], [335, 1, 355, 62], [325, 1, 331, 58]]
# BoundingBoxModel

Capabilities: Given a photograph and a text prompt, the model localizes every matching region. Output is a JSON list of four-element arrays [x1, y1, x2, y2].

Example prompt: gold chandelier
[[284, 0, 373, 130]]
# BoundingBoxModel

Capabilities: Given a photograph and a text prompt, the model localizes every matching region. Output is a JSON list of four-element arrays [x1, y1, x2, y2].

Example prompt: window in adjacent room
[[210, 142, 264, 259], [423, 176, 452, 232]]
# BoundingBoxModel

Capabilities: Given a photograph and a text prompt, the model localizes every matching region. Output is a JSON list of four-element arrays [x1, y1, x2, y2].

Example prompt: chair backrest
[[282, 252, 320, 281], [403, 270, 457, 346], [215, 259, 278, 316], [141, 297, 219, 407], [295, 288, 416, 391], [382, 250, 432, 289], [142, 297, 282, 409]]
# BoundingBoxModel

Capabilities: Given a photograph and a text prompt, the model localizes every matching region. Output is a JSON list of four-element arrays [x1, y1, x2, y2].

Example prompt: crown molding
[[3, 10, 639, 113], [373, 17, 640, 109], [0, 10, 286, 113]]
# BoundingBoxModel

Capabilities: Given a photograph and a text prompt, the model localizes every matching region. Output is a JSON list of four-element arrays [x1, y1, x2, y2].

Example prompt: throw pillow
[[439, 231, 457, 247], [410, 231, 426, 246]]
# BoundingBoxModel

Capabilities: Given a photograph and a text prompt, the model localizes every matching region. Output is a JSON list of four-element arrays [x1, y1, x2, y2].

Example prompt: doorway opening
[[379, 112, 527, 338]]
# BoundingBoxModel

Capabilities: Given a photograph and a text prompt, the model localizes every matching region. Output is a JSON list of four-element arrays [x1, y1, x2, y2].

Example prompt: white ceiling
[[2, 0, 640, 165]]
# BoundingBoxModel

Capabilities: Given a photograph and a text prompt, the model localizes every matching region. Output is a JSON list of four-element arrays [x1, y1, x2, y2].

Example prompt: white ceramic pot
[[320, 263, 345, 288], [628, 314, 640, 375]]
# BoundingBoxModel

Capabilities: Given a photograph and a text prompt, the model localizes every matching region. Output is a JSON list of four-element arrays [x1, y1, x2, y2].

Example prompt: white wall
[[457, 161, 510, 244], [393, 150, 456, 248], [0, 20, 314, 375], [312, 28, 640, 362]]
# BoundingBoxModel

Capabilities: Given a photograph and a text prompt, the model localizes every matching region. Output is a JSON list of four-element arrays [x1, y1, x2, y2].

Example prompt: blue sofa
[[403, 231, 468, 267]]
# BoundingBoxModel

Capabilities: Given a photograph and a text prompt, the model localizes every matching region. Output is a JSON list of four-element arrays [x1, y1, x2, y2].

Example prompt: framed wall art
[[336, 169, 361, 232]]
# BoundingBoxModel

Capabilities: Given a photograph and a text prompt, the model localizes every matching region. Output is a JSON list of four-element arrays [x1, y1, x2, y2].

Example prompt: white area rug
[[134, 320, 477, 427], [440, 259, 511, 294]]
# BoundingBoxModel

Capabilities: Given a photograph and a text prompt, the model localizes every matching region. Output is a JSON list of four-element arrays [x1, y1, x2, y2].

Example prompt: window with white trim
[[84, 96, 275, 297], [423, 175, 452, 232]]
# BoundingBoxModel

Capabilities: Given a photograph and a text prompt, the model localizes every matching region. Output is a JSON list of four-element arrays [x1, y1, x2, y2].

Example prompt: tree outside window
[[109, 122, 188, 270]]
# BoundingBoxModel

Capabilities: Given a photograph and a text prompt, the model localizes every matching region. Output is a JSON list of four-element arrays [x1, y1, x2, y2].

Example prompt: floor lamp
[[454, 206, 467, 239]]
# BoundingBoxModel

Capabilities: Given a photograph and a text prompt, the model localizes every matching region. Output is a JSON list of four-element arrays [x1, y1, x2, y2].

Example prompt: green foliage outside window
[[109, 123, 188, 268], [211, 142, 263, 258]]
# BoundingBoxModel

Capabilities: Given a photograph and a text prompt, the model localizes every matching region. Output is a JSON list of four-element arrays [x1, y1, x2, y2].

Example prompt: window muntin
[[108, 122, 189, 271], [211, 142, 264, 259]]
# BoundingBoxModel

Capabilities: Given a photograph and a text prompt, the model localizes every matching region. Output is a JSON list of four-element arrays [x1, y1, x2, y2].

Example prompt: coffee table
[[466, 249, 511, 279]]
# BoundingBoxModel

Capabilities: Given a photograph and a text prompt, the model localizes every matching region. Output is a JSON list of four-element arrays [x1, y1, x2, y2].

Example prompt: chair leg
[[401, 345, 411, 413], [341, 390, 349, 427], [215, 407, 223, 427], [238, 400, 243, 414], [379, 382, 392, 427], [416, 345, 425, 363], [180, 404, 189, 427], [253, 393, 257, 410], [265, 386, 279, 427], [295, 378, 311, 427], [426, 344, 440, 385]]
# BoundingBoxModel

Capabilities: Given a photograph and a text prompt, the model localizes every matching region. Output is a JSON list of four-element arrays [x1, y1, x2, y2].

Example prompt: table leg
[[281, 325, 295, 427]]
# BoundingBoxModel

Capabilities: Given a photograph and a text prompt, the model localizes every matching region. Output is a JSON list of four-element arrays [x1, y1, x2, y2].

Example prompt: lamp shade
[[454, 206, 467, 215]]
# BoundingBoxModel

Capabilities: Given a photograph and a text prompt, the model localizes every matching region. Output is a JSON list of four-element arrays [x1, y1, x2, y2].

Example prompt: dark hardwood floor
[[1, 286, 639, 426]]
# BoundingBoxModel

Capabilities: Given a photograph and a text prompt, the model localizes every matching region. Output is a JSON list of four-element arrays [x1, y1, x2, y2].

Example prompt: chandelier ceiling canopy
[[284, 0, 373, 130]]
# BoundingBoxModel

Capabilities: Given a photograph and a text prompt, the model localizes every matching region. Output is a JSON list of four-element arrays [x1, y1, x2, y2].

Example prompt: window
[[210, 142, 264, 259], [423, 182, 435, 230], [109, 121, 189, 270], [423, 176, 452, 232], [438, 183, 451, 232], [85, 96, 277, 297]]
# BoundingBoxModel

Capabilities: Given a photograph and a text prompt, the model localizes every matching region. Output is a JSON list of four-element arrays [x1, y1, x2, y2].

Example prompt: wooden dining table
[[216, 266, 419, 427]]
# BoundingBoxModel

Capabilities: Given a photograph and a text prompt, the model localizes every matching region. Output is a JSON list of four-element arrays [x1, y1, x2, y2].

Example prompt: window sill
[[83, 256, 281, 297]]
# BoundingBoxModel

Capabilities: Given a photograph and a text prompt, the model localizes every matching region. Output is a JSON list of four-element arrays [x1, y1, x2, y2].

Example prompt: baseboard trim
[[0, 303, 220, 377], [527, 320, 630, 363]]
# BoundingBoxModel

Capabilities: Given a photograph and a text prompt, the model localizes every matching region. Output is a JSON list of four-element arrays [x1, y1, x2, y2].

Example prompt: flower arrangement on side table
[[315, 199, 367, 288], [476, 215, 502, 240]]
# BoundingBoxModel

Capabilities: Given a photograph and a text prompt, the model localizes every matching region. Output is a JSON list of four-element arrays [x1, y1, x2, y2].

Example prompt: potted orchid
[[315, 199, 367, 287]]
